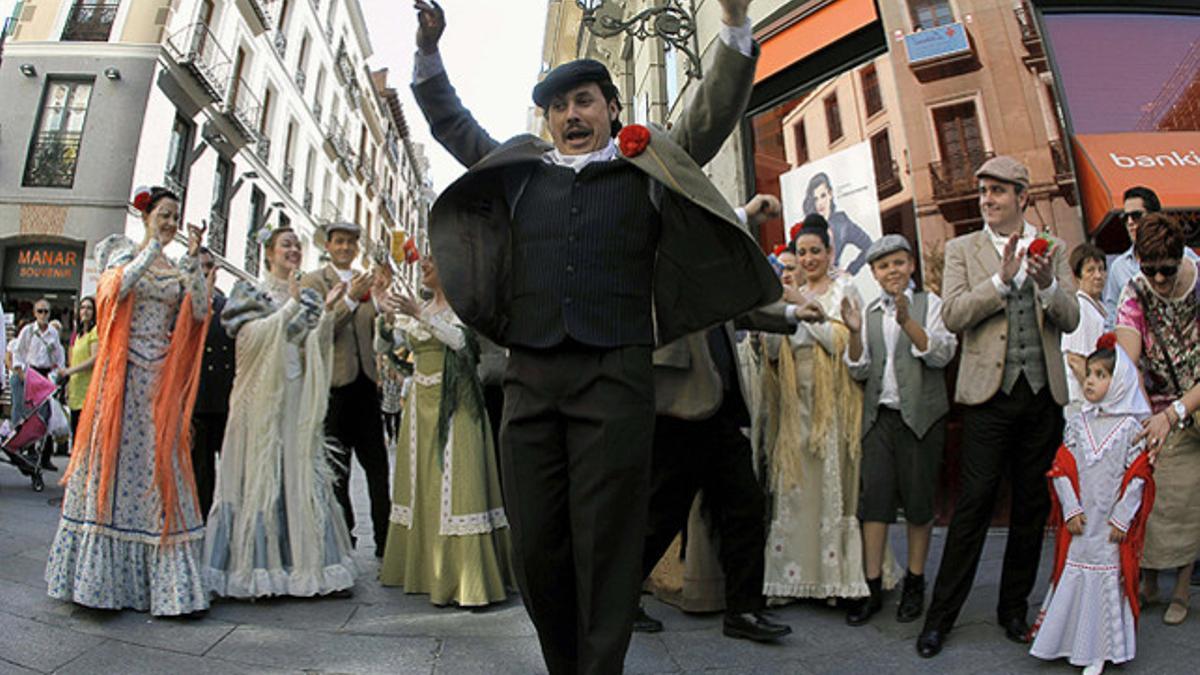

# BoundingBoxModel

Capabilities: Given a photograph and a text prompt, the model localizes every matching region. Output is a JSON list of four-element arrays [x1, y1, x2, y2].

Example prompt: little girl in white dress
[[1030, 334, 1154, 675]]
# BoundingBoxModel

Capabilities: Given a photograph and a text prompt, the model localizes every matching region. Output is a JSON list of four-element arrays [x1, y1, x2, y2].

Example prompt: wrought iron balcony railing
[[294, 68, 306, 92], [930, 151, 994, 203], [876, 160, 902, 200], [62, 2, 118, 42], [282, 163, 295, 192], [255, 137, 271, 164], [303, 188, 314, 213], [225, 74, 264, 144], [1014, 1, 1041, 47], [166, 23, 233, 103], [380, 194, 398, 224], [273, 30, 288, 59], [1049, 139, 1073, 183], [23, 131, 83, 188], [319, 199, 339, 225]]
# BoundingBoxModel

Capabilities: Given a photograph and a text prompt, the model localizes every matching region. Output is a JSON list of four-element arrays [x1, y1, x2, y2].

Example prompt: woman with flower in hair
[[202, 226, 357, 599], [45, 186, 211, 616]]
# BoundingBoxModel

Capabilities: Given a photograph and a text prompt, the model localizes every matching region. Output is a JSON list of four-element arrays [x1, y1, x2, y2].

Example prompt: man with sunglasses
[[10, 299, 67, 470], [1101, 186, 1199, 328]]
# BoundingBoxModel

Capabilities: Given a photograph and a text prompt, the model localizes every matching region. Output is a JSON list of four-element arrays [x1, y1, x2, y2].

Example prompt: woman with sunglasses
[[1114, 213, 1200, 626]]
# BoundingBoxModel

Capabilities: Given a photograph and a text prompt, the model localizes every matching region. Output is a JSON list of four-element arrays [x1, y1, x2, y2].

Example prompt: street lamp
[[574, 0, 703, 79]]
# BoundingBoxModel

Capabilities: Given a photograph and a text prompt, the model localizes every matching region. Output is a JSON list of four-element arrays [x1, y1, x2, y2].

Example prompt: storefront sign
[[904, 23, 970, 63], [2, 242, 86, 291], [1072, 131, 1200, 234]]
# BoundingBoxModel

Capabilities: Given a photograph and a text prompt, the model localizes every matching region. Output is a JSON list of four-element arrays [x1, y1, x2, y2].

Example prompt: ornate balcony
[[930, 150, 994, 204], [313, 100, 323, 125], [294, 68, 307, 92], [273, 31, 288, 59], [303, 188, 314, 213], [255, 137, 271, 164], [364, 163, 378, 195], [318, 199, 339, 225], [62, 2, 118, 42], [224, 74, 263, 146], [282, 164, 295, 192], [876, 160, 902, 200], [166, 23, 233, 104], [1013, 1, 1043, 54], [235, 0, 277, 37], [1049, 139, 1078, 206], [380, 194, 398, 224], [22, 132, 83, 188]]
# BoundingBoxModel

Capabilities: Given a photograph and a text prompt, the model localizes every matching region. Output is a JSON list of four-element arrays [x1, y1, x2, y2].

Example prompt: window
[[24, 79, 94, 188], [62, 0, 119, 42], [245, 187, 266, 275], [861, 65, 883, 117], [793, 119, 809, 166], [910, 0, 954, 31], [871, 129, 901, 198], [824, 93, 843, 143], [277, 0, 292, 31], [210, 156, 233, 255], [933, 101, 985, 170], [165, 115, 194, 197]]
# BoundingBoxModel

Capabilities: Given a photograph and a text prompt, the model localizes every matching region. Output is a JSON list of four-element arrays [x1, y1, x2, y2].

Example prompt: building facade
[[0, 0, 430, 327]]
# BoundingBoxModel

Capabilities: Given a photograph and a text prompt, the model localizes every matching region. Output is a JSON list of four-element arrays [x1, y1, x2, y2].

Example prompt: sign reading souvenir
[[3, 241, 86, 290]]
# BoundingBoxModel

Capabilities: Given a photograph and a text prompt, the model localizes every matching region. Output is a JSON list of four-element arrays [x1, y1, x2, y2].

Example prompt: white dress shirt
[[12, 322, 65, 371], [984, 221, 1059, 303], [1060, 291, 1107, 410], [845, 289, 957, 408]]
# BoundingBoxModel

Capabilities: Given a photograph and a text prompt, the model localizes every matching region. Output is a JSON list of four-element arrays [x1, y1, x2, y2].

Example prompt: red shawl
[[1045, 443, 1156, 625], [64, 265, 210, 543]]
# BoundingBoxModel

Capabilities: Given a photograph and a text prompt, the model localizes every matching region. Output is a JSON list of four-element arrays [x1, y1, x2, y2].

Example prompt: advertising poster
[[779, 140, 883, 303]]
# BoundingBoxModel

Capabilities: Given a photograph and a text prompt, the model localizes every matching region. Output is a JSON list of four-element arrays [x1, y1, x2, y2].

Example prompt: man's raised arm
[[410, 1, 500, 168], [669, 0, 758, 166]]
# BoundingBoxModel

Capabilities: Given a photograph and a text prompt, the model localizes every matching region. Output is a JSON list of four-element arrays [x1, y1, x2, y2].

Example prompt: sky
[[0, 0, 549, 192]]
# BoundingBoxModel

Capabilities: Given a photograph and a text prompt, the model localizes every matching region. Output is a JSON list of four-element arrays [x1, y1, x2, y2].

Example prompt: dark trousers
[[484, 383, 505, 487], [191, 411, 227, 521], [326, 372, 391, 553], [923, 376, 1062, 633], [501, 345, 655, 675], [641, 398, 767, 614]]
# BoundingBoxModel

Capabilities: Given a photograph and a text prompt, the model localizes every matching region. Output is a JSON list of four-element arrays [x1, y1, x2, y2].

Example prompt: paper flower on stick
[[402, 237, 421, 264], [617, 124, 651, 158], [1096, 332, 1118, 352]]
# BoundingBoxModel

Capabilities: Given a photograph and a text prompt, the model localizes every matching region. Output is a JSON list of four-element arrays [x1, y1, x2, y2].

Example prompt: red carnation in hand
[[772, 244, 787, 256], [131, 186, 153, 213], [1096, 332, 1118, 351], [617, 124, 651, 158], [1027, 236, 1052, 258]]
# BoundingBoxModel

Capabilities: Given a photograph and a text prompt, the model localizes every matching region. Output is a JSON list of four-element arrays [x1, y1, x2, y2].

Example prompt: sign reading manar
[[2, 241, 86, 290]]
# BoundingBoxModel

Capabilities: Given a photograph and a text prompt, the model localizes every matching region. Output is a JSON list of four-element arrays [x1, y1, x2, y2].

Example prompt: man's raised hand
[[717, 0, 751, 26], [414, 1, 445, 55]]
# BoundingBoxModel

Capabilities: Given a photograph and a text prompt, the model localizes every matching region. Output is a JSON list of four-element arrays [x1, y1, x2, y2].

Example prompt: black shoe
[[1001, 616, 1031, 644], [722, 611, 792, 642], [916, 628, 945, 658], [846, 576, 883, 626], [897, 572, 926, 623], [632, 604, 663, 633], [39, 456, 58, 471], [326, 588, 354, 599]]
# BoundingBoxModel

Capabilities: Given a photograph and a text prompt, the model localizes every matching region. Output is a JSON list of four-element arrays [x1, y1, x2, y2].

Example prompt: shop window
[[861, 64, 883, 118], [210, 156, 233, 256], [793, 120, 809, 166], [824, 93, 843, 144], [23, 79, 93, 188], [245, 187, 265, 275], [909, 0, 955, 31], [165, 115, 193, 199], [871, 129, 901, 199]]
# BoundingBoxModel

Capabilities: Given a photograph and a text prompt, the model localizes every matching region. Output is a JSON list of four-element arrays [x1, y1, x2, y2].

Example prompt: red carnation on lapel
[[618, 125, 651, 158], [1096, 332, 1118, 351], [1028, 236, 1052, 258]]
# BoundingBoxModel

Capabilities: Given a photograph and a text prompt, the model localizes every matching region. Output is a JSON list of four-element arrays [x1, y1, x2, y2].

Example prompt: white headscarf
[[1082, 343, 1151, 421]]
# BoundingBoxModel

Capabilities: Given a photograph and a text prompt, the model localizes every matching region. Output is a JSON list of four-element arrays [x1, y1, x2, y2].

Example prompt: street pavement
[[1, 458, 1197, 674]]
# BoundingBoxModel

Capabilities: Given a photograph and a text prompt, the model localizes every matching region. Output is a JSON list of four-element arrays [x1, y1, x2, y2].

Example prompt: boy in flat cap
[[916, 156, 1079, 657], [841, 235, 957, 626], [409, 1, 777, 673]]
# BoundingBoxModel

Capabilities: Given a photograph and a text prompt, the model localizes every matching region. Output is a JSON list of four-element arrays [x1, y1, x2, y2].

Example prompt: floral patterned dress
[[1116, 260, 1200, 569], [45, 238, 210, 616]]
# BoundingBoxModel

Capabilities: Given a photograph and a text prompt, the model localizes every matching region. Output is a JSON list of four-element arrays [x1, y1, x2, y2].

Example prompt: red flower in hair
[[1027, 236, 1052, 258], [1096, 332, 1118, 351], [617, 124, 651, 158], [789, 223, 803, 242], [772, 244, 787, 256], [131, 186, 152, 213]]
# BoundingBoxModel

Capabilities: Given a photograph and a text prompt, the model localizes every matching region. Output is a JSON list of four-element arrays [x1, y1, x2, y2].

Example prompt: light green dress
[[378, 309, 513, 606]]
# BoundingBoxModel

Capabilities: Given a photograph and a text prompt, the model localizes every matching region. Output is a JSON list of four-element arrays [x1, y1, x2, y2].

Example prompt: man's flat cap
[[533, 59, 615, 108], [866, 234, 912, 264], [324, 221, 362, 237], [975, 155, 1030, 189]]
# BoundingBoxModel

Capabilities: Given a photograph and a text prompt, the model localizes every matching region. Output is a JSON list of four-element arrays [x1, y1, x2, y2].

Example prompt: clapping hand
[[840, 296, 862, 333], [325, 281, 347, 311], [894, 292, 911, 326], [414, 1, 445, 54], [998, 233, 1024, 285], [394, 293, 423, 319], [186, 222, 206, 257], [348, 271, 372, 301]]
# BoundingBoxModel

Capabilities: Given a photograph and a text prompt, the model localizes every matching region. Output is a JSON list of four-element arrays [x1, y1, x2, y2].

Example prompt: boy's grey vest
[[507, 160, 661, 349], [1001, 278, 1048, 395], [862, 291, 949, 439]]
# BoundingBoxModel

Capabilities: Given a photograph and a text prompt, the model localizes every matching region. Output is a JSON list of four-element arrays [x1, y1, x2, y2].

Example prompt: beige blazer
[[301, 265, 378, 387], [941, 229, 1079, 406]]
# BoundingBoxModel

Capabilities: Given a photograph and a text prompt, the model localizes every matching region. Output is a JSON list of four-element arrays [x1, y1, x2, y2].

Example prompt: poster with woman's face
[[779, 140, 883, 303]]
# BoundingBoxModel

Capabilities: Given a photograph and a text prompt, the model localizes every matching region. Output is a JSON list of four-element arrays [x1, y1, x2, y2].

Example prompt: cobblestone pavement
[[1, 459, 1196, 674]]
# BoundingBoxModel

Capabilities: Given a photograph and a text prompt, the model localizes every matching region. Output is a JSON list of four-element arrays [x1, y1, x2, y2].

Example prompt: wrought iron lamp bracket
[[578, 1, 703, 80]]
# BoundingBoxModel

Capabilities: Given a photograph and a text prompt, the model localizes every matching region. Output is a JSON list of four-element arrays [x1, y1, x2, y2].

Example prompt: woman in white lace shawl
[[202, 227, 357, 598]]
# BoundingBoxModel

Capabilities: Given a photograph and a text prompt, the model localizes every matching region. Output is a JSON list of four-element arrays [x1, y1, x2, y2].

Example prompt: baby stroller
[[1, 368, 70, 492]]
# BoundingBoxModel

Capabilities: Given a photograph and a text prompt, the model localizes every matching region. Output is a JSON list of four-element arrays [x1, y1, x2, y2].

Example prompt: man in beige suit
[[301, 221, 391, 557], [917, 156, 1079, 657]]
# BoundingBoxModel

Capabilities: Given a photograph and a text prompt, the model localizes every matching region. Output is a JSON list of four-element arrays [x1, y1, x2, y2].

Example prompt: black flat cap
[[533, 59, 616, 108]]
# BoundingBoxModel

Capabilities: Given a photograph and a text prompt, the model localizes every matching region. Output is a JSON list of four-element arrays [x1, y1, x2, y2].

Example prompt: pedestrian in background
[[1061, 243, 1108, 418], [191, 248, 235, 521], [63, 296, 98, 440]]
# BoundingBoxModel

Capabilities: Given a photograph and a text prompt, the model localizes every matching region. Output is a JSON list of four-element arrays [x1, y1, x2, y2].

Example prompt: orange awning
[[754, 0, 878, 84], [1072, 131, 1200, 234]]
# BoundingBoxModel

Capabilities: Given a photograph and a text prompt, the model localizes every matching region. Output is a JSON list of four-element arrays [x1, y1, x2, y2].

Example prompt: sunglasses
[[34, 309, 49, 315], [1124, 210, 1145, 223], [1140, 264, 1178, 278]]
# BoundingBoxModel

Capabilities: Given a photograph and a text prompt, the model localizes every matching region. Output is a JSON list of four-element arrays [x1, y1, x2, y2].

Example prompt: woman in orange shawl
[[45, 187, 212, 616]]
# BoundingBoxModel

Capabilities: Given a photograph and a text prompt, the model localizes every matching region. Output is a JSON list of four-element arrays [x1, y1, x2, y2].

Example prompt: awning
[[754, 0, 878, 84], [1071, 131, 1200, 235]]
